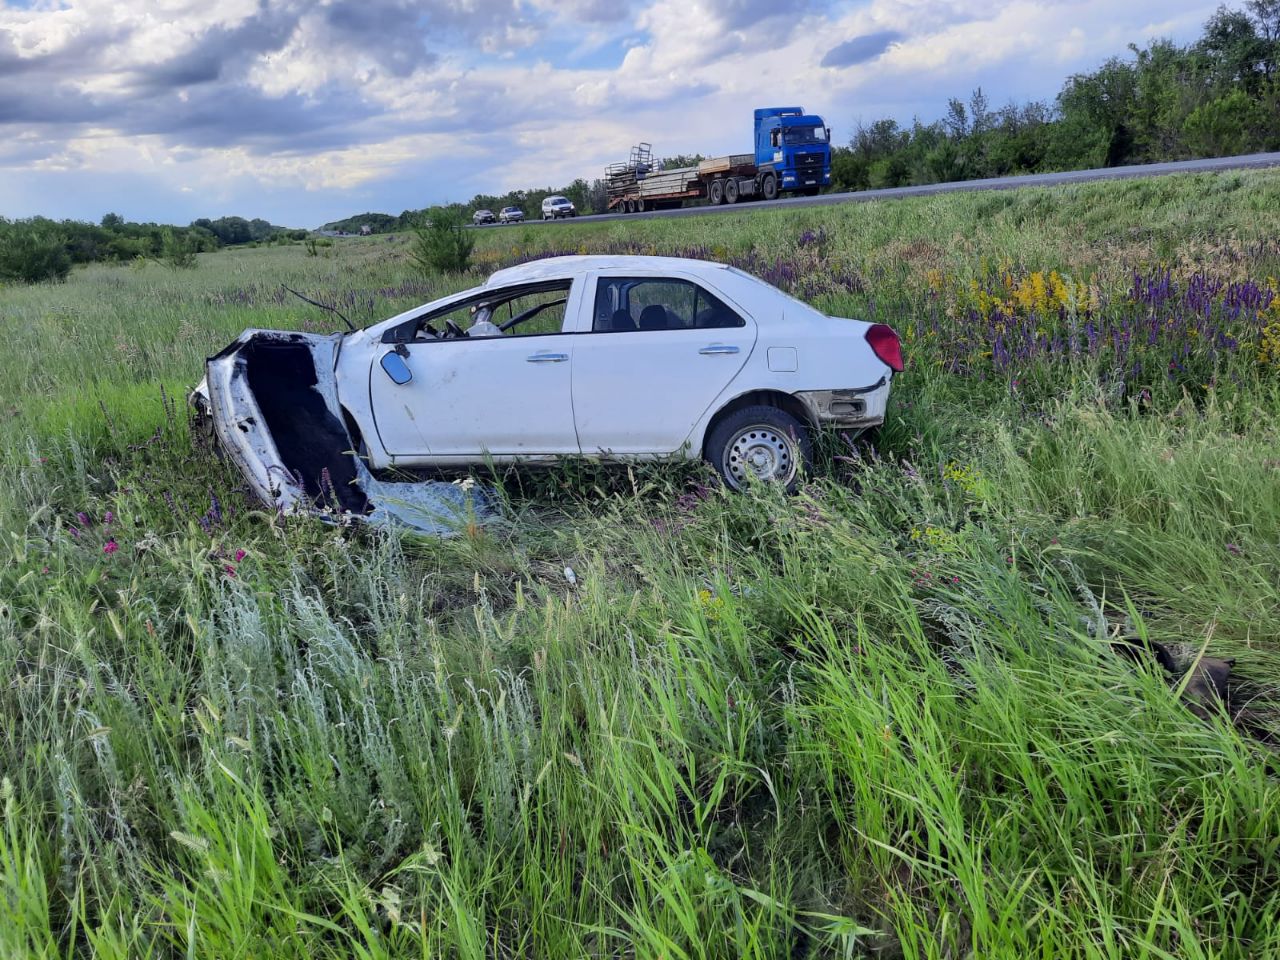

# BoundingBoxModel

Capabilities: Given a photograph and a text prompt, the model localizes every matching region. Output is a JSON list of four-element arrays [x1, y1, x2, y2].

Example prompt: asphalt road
[[506, 151, 1280, 227]]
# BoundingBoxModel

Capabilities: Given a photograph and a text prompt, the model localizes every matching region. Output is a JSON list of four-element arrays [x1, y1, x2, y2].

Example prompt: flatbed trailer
[[606, 145, 770, 213]]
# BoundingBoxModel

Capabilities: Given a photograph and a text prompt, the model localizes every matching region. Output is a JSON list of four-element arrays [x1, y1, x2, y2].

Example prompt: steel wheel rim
[[723, 424, 797, 488]]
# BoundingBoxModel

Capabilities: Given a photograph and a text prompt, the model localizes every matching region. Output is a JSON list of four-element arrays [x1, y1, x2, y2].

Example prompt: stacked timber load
[[698, 155, 756, 176], [636, 166, 700, 198]]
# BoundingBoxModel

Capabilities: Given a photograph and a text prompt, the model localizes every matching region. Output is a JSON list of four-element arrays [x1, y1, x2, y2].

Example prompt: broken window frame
[[380, 279, 576, 344]]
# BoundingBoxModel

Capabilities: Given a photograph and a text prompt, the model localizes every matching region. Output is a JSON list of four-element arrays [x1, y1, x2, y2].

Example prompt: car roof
[[484, 255, 733, 287]]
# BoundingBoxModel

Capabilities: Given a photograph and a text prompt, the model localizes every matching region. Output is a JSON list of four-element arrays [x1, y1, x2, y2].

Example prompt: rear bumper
[[795, 376, 890, 429]]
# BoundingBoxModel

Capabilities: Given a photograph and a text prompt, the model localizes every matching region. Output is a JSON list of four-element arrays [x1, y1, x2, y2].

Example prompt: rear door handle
[[527, 352, 569, 363], [699, 344, 740, 355]]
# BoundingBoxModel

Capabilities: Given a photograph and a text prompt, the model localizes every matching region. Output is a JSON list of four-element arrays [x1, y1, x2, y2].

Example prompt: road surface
[[512, 151, 1280, 226]]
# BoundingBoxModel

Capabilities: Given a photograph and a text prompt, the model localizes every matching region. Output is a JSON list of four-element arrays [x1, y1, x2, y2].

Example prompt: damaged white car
[[192, 255, 902, 527]]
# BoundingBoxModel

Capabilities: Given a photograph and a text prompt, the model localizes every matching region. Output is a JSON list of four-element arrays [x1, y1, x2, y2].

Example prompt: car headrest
[[609, 308, 636, 331], [638, 304, 667, 331]]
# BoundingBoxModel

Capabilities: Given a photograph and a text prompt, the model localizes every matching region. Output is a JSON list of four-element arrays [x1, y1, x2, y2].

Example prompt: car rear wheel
[[706, 405, 811, 492]]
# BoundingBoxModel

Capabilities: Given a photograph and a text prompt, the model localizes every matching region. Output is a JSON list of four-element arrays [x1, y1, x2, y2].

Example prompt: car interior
[[593, 277, 745, 332], [381, 281, 573, 343]]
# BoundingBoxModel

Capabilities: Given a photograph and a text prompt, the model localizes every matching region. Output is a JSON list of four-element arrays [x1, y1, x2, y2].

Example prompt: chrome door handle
[[699, 344, 740, 355], [527, 352, 569, 363]]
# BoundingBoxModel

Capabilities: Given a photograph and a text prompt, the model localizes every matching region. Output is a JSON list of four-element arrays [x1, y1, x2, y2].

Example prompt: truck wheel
[[636, 198, 645, 212], [724, 178, 740, 204], [706, 405, 810, 492], [709, 180, 724, 205], [762, 174, 778, 200]]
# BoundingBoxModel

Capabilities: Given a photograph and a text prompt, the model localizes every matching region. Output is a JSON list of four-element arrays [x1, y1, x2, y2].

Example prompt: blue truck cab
[[754, 106, 831, 193]]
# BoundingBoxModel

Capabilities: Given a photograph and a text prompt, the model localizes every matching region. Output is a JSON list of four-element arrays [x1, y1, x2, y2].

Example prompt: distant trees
[[829, 2, 1280, 192], [189, 216, 284, 245], [0, 212, 299, 284]]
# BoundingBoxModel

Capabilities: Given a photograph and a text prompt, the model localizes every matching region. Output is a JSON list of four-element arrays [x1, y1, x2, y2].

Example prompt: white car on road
[[194, 255, 902, 522]]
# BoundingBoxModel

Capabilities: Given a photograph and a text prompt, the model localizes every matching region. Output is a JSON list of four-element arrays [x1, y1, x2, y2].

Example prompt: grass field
[[2, 169, 1280, 958]]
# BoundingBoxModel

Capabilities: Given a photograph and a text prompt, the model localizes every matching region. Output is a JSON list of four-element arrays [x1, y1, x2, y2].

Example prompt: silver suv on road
[[541, 196, 577, 220]]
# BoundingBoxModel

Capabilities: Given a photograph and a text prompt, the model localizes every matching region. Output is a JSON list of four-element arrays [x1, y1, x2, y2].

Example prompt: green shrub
[[0, 223, 71, 284], [158, 229, 198, 269], [409, 210, 475, 275]]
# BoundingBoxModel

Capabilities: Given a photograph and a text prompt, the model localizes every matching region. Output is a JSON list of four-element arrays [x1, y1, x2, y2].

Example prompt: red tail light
[[866, 323, 904, 372]]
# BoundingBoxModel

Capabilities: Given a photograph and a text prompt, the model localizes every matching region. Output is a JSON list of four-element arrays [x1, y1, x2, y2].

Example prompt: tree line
[[0, 213, 304, 284]]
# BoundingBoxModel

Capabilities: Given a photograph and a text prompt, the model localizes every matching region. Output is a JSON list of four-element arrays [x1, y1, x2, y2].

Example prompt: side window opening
[[592, 277, 744, 332], [399, 281, 572, 341]]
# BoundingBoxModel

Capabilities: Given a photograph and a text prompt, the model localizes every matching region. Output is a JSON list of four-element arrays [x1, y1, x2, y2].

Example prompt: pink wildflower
[[103, 540, 119, 555], [224, 564, 237, 578], [234, 548, 247, 562]]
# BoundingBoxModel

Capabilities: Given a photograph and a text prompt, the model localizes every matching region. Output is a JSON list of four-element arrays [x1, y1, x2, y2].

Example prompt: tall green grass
[[1, 168, 1278, 957]]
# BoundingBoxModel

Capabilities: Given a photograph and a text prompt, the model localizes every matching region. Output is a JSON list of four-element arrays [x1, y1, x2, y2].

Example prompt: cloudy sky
[[0, 0, 1224, 227]]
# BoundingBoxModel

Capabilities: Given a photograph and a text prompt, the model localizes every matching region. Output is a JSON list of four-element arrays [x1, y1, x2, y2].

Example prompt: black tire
[[705, 405, 811, 492], [724, 178, 740, 204], [761, 173, 778, 200], [708, 179, 724, 205], [636, 198, 645, 212]]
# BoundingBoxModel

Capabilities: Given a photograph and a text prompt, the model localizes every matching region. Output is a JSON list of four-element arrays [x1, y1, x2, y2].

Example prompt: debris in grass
[[1110, 630, 1235, 722]]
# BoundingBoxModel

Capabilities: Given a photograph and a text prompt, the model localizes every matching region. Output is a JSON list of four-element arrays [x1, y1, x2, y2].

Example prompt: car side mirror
[[380, 348, 413, 385]]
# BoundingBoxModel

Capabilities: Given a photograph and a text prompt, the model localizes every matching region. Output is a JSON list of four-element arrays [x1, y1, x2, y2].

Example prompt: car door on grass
[[369, 280, 582, 460], [571, 274, 756, 455]]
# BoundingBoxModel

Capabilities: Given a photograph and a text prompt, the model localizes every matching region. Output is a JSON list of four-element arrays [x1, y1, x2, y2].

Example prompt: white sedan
[[194, 255, 901, 522]]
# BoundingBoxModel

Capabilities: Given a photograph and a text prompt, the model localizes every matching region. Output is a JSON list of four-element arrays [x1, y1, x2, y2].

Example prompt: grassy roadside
[[1, 168, 1279, 957]]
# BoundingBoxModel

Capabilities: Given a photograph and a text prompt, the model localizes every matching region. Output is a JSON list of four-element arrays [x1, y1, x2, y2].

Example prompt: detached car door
[[571, 274, 757, 455], [368, 280, 582, 462]]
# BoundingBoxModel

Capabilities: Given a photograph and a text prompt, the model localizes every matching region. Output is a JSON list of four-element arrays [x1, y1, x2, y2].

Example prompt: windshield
[[782, 125, 827, 146]]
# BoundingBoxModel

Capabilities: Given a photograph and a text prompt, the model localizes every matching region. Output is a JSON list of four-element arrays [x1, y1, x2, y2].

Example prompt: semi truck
[[605, 107, 832, 213]]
